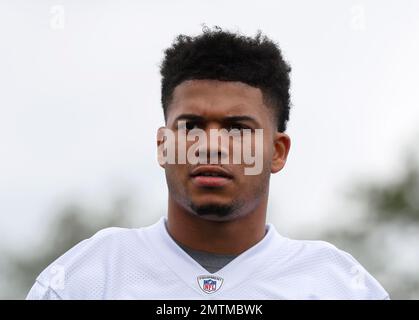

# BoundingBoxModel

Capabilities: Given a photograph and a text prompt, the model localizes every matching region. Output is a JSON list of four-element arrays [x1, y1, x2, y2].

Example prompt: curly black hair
[[160, 27, 292, 132]]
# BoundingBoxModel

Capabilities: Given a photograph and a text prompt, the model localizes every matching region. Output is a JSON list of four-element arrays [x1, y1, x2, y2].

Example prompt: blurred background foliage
[[320, 149, 419, 299], [1, 150, 418, 299], [0, 196, 139, 299]]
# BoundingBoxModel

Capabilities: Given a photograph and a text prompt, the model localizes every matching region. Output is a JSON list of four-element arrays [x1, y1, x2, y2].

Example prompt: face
[[157, 79, 290, 222]]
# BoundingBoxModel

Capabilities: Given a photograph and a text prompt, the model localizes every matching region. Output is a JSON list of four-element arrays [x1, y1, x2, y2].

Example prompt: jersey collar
[[142, 216, 287, 297]]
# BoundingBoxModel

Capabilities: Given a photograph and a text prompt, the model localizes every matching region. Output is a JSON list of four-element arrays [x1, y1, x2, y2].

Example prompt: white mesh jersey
[[26, 217, 390, 300]]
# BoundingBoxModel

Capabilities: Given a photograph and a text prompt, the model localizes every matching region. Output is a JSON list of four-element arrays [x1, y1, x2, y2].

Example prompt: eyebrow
[[174, 114, 260, 126], [224, 116, 259, 125], [174, 114, 204, 122]]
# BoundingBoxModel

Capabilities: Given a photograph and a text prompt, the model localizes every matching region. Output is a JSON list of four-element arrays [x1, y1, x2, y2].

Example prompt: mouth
[[190, 166, 233, 188]]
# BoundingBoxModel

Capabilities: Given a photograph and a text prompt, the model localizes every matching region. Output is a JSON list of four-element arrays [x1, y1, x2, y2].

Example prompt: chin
[[194, 214, 237, 222], [187, 199, 243, 222]]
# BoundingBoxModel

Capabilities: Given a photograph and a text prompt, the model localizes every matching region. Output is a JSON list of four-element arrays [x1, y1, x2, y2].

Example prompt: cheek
[[165, 164, 188, 191], [166, 164, 188, 177], [262, 137, 274, 166], [235, 171, 270, 200]]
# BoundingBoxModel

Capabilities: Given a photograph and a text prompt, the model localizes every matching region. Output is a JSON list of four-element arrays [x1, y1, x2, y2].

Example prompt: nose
[[194, 122, 229, 164]]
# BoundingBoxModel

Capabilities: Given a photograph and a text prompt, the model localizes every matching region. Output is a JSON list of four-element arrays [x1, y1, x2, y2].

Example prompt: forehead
[[166, 79, 272, 124]]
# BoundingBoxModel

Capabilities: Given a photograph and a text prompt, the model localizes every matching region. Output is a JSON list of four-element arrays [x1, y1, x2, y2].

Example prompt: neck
[[166, 196, 268, 255]]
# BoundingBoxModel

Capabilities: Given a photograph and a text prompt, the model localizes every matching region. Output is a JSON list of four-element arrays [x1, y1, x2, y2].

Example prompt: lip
[[190, 165, 233, 178], [190, 166, 233, 188]]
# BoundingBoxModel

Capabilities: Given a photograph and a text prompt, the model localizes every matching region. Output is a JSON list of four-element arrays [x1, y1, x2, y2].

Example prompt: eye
[[185, 121, 200, 131], [227, 123, 250, 131]]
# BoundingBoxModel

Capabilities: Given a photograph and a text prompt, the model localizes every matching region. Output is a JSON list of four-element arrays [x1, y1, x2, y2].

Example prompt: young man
[[27, 28, 389, 299]]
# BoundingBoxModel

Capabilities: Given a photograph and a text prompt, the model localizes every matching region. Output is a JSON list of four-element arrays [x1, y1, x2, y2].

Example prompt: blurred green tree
[[322, 150, 419, 299], [0, 196, 136, 299]]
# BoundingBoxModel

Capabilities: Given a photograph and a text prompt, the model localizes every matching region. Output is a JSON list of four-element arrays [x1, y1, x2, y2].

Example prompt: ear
[[271, 132, 291, 174], [156, 126, 167, 169]]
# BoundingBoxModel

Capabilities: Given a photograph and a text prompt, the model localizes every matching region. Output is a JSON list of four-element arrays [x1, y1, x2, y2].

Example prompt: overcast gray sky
[[1, 0, 419, 249]]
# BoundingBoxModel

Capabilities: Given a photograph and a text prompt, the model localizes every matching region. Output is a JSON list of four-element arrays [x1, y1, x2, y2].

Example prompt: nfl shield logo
[[197, 275, 224, 294]]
